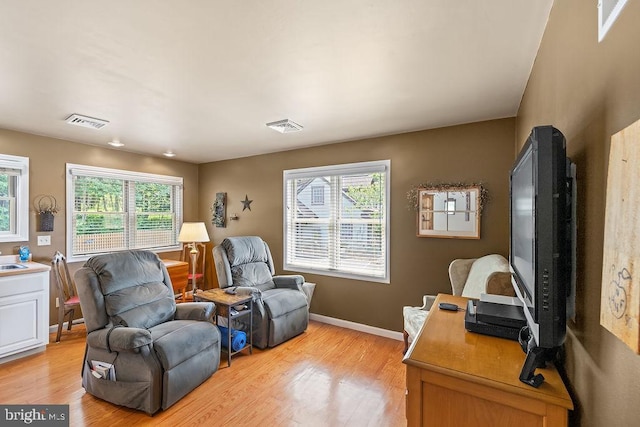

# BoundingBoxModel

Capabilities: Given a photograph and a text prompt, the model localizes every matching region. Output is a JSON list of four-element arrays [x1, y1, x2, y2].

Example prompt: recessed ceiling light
[[65, 113, 109, 130], [163, 151, 176, 158], [266, 119, 303, 133], [107, 140, 124, 147]]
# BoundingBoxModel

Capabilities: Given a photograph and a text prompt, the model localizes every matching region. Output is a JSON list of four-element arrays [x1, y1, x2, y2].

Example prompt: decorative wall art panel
[[600, 118, 640, 353], [211, 192, 226, 228]]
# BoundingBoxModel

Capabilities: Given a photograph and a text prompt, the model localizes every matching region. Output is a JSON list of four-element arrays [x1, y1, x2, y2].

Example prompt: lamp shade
[[178, 222, 210, 243]]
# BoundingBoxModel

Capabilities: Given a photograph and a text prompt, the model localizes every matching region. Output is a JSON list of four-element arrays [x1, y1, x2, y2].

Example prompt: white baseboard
[[0, 346, 45, 365], [310, 313, 403, 341], [48, 318, 85, 334], [47, 316, 404, 342]]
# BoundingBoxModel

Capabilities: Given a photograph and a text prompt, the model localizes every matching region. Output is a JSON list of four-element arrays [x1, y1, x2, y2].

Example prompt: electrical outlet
[[55, 297, 59, 308], [37, 235, 51, 246]]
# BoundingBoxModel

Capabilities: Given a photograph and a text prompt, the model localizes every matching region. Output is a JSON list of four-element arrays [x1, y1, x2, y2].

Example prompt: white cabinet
[[0, 270, 50, 362]]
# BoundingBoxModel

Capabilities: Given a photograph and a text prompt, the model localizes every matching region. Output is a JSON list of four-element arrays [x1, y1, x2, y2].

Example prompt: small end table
[[194, 288, 253, 367]]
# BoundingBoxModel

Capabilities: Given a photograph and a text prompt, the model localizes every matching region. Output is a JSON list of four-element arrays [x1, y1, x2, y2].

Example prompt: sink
[[0, 264, 28, 270]]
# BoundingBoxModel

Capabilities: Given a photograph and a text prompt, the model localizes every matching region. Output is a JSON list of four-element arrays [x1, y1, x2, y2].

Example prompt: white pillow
[[461, 254, 509, 298]]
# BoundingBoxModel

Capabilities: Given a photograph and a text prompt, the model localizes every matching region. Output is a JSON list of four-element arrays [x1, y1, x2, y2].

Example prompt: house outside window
[[0, 154, 29, 242], [66, 164, 183, 262], [283, 160, 390, 283]]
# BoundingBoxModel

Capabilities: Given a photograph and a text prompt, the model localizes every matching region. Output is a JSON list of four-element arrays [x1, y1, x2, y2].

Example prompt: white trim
[[598, 0, 629, 42], [0, 154, 29, 242], [310, 313, 403, 341], [0, 346, 45, 365], [67, 163, 183, 186], [284, 160, 388, 180], [51, 313, 405, 342]]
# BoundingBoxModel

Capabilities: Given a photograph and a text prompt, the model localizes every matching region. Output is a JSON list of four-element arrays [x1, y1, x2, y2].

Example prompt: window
[[0, 154, 29, 242], [599, 0, 628, 42], [311, 186, 324, 205], [283, 160, 390, 283], [66, 164, 183, 261]]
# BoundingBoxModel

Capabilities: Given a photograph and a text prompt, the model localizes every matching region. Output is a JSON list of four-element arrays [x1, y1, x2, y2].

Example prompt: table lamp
[[178, 222, 210, 294]]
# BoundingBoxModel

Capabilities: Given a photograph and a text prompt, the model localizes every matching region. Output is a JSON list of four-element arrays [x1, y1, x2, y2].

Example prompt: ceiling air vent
[[65, 114, 109, 130], [266, 119, 303, 133]]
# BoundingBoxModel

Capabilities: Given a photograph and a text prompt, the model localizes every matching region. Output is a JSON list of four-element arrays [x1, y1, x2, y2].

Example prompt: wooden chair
[[180, 242, 206, 301], [51, 251, 81, 342]]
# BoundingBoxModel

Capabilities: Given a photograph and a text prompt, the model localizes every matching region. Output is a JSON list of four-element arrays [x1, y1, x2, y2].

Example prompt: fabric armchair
[[74, 250, 221, 415], [402, 254, 515, 353], [213, 236, 315, 349]]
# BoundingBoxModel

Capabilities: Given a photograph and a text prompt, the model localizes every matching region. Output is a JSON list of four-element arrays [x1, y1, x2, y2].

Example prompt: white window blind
[[283, 160, 390, 283], [66, 164, 183, 260]]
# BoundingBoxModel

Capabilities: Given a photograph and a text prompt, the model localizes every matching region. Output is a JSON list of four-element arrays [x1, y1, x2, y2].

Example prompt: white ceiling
[[0, 1, 553, 164]]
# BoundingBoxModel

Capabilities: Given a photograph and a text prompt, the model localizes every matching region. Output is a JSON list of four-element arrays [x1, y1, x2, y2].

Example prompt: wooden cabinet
[[0, 270, 50, 362], [403, 294, 573, 426]]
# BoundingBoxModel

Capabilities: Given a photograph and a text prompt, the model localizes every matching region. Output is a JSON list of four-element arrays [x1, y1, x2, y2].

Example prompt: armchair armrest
[[175, 302, 215, 321], [273, 275, 304, 291], [420, 295, 437, 311], [448, 258, 477, 296], [235, 286, 263, 302], [87, 326, 152, 353]]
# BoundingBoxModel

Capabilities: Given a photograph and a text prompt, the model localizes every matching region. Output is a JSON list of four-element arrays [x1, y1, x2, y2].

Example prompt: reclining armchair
[[74, 250, 221, 415], [402, 254, 515, 353], [213, 236, 315, 349]]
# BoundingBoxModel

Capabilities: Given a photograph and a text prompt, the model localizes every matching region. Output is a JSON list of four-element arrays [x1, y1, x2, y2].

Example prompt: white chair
[[402, 254, 515, 353]]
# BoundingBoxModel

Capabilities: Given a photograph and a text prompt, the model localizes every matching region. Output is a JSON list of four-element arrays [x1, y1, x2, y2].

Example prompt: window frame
[[65, 163, 183, 262], [0, 154, 29, 242], [283, 160, 390, 283]]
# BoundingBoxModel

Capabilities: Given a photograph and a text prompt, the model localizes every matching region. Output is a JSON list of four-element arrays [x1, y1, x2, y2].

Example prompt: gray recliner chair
[[74, 250, 221, 415], [213, 236, 315, 349]]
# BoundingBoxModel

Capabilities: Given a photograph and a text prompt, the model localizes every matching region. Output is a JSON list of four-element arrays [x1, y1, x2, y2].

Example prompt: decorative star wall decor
[[242, 194, 253, 211]]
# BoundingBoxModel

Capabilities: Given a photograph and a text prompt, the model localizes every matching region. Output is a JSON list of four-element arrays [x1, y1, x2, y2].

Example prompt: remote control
[[439, 302, 459, 311]]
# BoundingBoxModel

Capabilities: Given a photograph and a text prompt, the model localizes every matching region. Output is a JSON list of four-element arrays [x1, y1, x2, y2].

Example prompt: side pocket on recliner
[[83, 361, 153, 414]]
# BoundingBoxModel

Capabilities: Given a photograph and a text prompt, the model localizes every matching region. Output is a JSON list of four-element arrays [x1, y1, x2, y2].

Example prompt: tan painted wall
[[0, 128, 199, 326], [516, 0, 640, 425], [199, 118, 515, 331]]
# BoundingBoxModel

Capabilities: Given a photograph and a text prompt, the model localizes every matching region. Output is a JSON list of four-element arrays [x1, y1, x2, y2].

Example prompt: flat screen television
[[509, 125, 574, 387]]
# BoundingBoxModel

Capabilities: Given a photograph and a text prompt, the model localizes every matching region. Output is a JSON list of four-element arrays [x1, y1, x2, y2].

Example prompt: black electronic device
[[438, 302, 459, 311], [464, 300, 521, 341], [475, 301, 527, 329], [509, 125, 575, 387]]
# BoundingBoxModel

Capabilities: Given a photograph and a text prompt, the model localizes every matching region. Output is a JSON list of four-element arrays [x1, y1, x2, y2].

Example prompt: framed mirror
[[416, 185, 481, 239]]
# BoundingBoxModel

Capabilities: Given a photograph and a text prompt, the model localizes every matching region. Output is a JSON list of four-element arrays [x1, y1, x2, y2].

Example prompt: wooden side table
[[403, 294, 573, 426], [194, 288, 253, 367]]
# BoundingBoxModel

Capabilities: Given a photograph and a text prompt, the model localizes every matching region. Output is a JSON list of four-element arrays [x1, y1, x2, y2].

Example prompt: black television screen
[[511, 146, 535, 303], [509, 125, 573, 387]]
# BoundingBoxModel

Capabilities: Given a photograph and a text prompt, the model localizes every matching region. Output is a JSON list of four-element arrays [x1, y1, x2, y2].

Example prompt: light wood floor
[[0, 321, 407, 426]]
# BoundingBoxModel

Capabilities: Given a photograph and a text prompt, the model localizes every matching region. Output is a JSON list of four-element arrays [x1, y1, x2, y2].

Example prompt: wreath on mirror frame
[[406, 182, 489, 213]]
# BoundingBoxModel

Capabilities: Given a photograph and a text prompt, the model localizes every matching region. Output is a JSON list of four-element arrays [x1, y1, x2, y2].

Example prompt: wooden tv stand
[[403, 294, 573, 426]]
